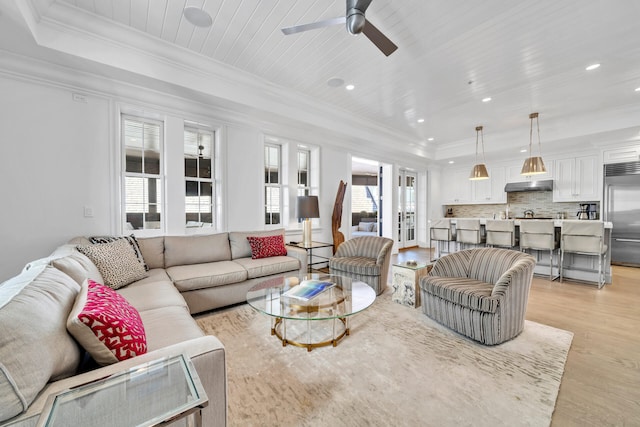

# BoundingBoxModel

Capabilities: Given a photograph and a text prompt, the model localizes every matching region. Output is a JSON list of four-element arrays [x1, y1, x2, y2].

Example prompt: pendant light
[[521, 112, 547, 175], [469, 125, 489, 180]]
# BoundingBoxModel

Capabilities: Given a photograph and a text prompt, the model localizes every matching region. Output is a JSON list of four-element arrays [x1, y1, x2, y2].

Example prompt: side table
[[37, 353, 208, 427], [287, 241, 333, 272], [391, 261, 433, 308]]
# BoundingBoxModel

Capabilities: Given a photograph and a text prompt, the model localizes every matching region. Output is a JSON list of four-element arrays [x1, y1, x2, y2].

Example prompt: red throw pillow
[[67, 279, 147, 365], [247, 235, 288, 259]]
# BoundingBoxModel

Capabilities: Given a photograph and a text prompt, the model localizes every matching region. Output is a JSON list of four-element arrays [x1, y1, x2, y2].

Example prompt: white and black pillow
[[77, 239, 148, 290], [89, 234, 148, 271]]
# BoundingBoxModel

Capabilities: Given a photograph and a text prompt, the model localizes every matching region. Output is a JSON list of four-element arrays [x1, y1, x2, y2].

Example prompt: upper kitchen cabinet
[[553, 155, 600, 202], [603, 144, 640, 164], [506, 161, 554, 183], [472, 166, 507, 204], [441, 169, 472, 204]]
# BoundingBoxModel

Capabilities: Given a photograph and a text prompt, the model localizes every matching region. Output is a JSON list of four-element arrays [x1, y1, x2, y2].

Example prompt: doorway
[[351, 157, 380, 236], [398, 170, 417, 248]]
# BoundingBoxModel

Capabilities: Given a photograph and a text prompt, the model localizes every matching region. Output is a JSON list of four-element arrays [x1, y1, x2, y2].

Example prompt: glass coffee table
[[246, 274, 376, 351]]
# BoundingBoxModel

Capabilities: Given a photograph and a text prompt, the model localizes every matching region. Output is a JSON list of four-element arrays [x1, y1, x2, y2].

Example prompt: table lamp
[[297, 195, 319, 246]]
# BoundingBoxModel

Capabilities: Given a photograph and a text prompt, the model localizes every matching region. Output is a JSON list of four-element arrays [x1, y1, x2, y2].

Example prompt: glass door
[[398, 171, 417, 248]]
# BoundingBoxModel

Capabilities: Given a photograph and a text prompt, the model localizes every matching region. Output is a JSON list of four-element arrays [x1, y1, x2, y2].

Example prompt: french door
[[398, 170, 417, 248]]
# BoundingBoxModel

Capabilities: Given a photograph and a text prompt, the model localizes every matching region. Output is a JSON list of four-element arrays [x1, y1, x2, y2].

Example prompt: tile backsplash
[[445, 191, 599, 219]]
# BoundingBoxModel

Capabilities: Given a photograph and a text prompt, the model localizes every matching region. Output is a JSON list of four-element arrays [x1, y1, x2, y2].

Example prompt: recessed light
[[635, 87, 640, 92], [482, 97, 492, 103], [327, 77, 344, 87], [520, 149, 527, 153], [585, 63, 600, 71], [448, 160, 455, 164], [427, 137, 435, 141], [417, 118, 425, 123], [183, 7, 213, 28], [345, 84, 355, 91]]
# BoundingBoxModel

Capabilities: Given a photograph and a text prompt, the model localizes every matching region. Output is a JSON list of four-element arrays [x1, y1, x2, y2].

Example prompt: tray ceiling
[[5, 0, 640, 165]]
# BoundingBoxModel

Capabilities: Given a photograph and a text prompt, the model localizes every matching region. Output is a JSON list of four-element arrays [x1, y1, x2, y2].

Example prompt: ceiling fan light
[[346, 12, 366, 34], [469, 164, 489, 180], [521, 156, 547, 175]]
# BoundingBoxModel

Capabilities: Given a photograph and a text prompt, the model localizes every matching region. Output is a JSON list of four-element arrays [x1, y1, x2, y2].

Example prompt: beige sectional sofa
[[0, 230, 307, 426]]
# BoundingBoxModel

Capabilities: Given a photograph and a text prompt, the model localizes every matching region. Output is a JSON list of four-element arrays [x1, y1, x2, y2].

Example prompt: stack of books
[[283, 279, 335, 301]]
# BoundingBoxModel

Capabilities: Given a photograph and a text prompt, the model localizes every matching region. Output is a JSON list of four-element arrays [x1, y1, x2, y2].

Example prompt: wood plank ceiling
[[52, 0, 640, 162]]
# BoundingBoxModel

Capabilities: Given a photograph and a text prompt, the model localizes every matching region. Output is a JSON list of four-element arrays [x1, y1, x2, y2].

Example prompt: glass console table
[[37, 354, 208, 427]]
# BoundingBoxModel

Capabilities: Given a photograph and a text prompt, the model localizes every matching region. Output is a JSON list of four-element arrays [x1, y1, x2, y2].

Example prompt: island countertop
[[443, 218, 613, 229]]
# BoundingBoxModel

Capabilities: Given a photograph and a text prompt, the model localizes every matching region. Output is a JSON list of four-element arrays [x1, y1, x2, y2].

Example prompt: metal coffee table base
[[271, 317, 349, 352]]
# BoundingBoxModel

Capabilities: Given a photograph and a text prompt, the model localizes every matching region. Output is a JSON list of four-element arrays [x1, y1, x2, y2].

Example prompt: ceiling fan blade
[[281, 16, 346, 35], [362, 19, 398, 56]]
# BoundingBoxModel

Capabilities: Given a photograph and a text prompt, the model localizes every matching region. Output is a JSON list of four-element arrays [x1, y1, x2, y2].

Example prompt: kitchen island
[[433, 218, 613, 285]]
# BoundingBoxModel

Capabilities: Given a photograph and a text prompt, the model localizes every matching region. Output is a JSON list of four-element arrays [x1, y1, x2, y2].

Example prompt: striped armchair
[[420, 248, 536, 345], [329, 236, 394, 295]]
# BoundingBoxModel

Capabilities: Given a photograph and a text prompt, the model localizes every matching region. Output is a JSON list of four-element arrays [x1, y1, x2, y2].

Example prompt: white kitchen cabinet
[[553, 155, 599, 202], [472, 167, 506, 203], [603, 144, 640, 164], [506, 160, 554, 183], [441, 169, 472, 204]]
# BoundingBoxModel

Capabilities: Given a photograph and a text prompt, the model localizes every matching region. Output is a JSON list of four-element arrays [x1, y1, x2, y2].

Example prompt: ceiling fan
[[281, 0, 398, 57]]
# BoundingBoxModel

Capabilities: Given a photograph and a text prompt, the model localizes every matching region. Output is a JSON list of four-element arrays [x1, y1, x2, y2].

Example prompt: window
[[297, 148, 310, 197], [264, 144, 281, 225], [184, 126, 214, 228], [122, 115, 163, 231]]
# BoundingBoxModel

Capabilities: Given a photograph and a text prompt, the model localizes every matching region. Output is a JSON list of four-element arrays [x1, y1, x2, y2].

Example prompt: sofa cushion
[[247, 235, 287, 259], [229, 229, 285, 259], [421, 276, 498, 313], [0, 266, 82, 422], [50, 250, 104, 286], [329, 256, 381, 276], [164, 233, 231, 268], [118, 273, 188, 312], [67, 280, 147, 366], [139, 306, 204, 351], [89, 235, 148, 271], [233, 256, 301, 279], [76, 239, 148, 289], [136, 236, 165, 269], [167, 261, 248, 292]]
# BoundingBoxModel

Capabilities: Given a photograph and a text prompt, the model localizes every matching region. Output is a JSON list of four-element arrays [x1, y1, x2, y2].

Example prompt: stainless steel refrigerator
[[604, 161, 640, 267]]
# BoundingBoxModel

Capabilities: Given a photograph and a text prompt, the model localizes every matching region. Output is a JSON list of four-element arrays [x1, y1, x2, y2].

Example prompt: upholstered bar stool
[[485, 220, 517, 248], [455, 219, 485, 250], [519, 220, 558, 281], [429, 219, 455, 259], [560, 220, 608, 288]]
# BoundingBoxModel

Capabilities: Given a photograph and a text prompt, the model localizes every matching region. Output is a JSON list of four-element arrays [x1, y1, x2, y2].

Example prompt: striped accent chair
[[419, 248, 536, 345], [329, 236, 394, 295]]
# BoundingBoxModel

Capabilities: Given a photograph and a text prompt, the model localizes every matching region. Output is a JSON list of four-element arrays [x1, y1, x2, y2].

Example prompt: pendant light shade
[[521, 112, 547, 175], [469, 125, 489, 180]]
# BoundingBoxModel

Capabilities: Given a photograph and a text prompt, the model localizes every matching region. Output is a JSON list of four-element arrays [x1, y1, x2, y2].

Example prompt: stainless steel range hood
[[504, 180, 554, 192]]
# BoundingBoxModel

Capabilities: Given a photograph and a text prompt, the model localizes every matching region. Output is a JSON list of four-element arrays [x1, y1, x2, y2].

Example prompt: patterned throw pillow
[[89, 234, 148, 271], [77, 239, 148, 289], [246, 235, 288, 259], [67, 279, 147, 365]]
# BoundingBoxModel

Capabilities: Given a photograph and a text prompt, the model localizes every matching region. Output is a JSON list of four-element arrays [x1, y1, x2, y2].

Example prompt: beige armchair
[[329, 236, 394, 295], [420, 248, 536, 345]]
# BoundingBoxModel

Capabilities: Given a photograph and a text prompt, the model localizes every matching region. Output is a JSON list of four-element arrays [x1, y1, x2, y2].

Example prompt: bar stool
[[429, 219, 456, 259], [560, 220, 608, 288], [485, 220, 517, 248], [455, 219, 485, 250], [519, 220, 558, 281]]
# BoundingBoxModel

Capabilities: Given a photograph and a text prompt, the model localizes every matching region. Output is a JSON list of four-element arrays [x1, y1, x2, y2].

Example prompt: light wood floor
[[393, 247, 640, 427]]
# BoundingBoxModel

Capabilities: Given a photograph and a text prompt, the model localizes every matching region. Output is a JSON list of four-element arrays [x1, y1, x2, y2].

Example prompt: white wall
[[0, 76, 113, 279]]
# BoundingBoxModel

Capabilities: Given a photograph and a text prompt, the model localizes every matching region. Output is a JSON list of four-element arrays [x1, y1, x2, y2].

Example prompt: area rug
[[196, 294, 573, 427]]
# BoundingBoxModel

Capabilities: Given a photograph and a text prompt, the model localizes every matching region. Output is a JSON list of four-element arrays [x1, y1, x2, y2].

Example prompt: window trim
[[121, 113, 165, 235]]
